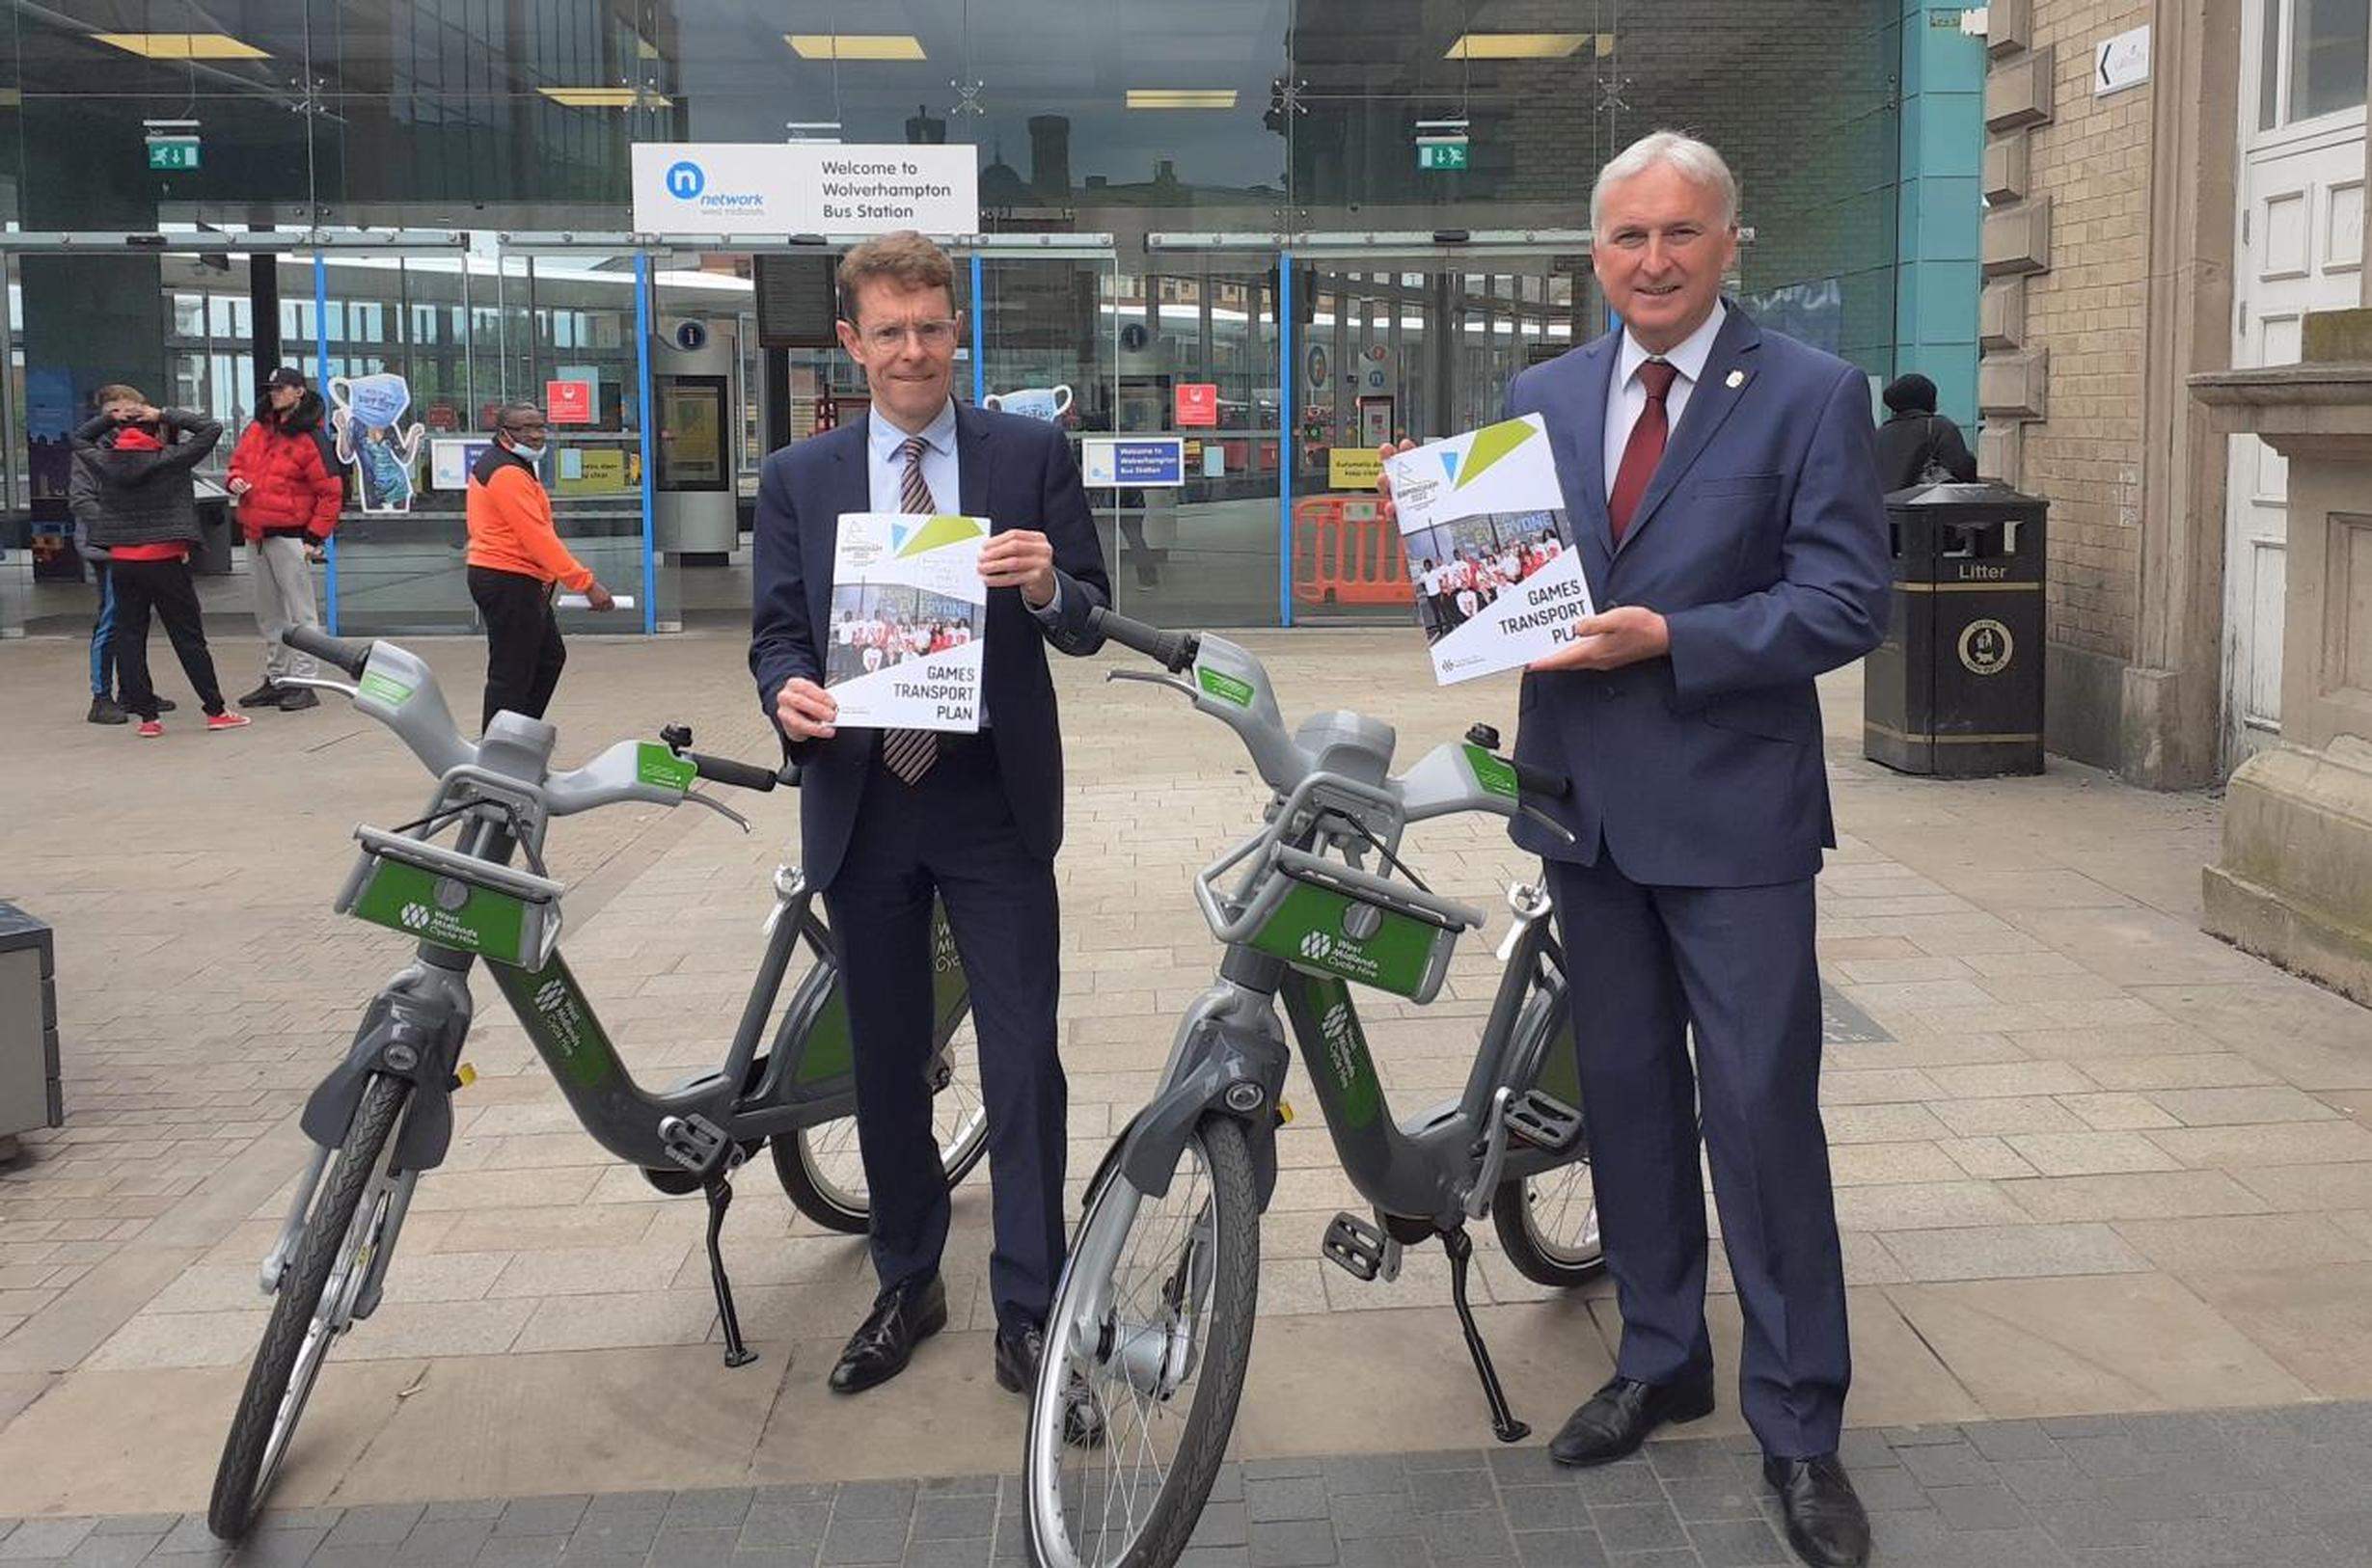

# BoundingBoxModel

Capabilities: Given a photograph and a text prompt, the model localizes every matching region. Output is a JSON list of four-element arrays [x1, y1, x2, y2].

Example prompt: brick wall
[[2015, 0, 2155, 663]]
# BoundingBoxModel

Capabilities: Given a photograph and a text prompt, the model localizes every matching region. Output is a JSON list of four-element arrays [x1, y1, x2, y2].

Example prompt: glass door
[[1121, 247, 1286, 625]]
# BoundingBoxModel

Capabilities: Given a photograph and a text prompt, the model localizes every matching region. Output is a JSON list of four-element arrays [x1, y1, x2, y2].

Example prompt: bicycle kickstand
[[701, 1176, 759, 1368], [1442, 1226, 1530, 1444]]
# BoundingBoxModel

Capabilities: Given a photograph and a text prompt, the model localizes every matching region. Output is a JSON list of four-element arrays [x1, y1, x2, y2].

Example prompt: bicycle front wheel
[[773, 1007, 989, 1233], [1026, 1114, 1261, 1568], [208, 1072, 410, 1539]]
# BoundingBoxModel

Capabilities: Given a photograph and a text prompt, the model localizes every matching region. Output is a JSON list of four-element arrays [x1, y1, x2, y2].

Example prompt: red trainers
[[204, 712, 252, 732], [136, 718, 163, 738]]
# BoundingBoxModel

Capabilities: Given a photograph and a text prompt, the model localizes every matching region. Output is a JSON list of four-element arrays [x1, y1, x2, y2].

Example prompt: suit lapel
[[955, 401, 993, 522], [1618, 304, 1761, 554], [1546, 334, 1618, 570]]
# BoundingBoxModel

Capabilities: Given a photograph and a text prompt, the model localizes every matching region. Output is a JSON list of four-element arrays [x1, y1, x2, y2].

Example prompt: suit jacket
[[1506, 304, 1890, 887], [749, 402, 1111, 890]]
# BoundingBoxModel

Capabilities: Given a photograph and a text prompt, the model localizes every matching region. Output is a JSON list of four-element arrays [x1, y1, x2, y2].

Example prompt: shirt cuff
[[1027, 576, 1064, 624]]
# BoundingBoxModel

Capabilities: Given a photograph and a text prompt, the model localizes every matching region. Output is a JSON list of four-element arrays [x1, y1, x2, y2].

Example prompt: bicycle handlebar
[[284, 626, 373, 681], [1090, 607, 1198, 673], [684, 751, 778, 792], [1511, 758, 1569, 801]]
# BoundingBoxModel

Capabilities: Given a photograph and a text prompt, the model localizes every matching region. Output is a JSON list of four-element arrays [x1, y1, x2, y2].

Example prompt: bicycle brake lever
[[1519, 803, 1577, 846], [1106, 668, 1196, 698], [277, 673, 362, 699], [682, 790, 752, 833]]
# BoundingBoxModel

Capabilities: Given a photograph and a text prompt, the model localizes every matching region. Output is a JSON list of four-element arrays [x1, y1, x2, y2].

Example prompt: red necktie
[[1609, 358, 1679, 544]]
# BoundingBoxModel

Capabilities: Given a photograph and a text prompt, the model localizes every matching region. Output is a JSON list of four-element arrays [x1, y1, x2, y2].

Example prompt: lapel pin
[[1725, 369, 1746, 390]]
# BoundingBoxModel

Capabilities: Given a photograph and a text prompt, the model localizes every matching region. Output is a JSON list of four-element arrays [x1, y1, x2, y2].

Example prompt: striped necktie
[[880, 435, 940, 785]]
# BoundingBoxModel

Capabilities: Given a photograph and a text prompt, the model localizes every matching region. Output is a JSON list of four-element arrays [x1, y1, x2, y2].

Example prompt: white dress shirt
[[1603, 300, 1729, 499]]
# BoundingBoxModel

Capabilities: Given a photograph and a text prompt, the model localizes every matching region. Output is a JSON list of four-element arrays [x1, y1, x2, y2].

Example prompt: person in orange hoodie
[[463, 401, 616, 730]]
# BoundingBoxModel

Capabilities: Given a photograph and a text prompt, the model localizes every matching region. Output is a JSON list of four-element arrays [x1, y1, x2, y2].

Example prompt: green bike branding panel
[[347, 859, 536, 965], [492, 959, 619, 1090], [1279, 972, 1382, 1130], [1247, 879, 1453, 1002]]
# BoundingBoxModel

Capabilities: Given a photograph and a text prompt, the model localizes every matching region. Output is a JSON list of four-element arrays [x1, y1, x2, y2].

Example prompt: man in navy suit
[[1388, 134, 1887, 1568], [750, 231, 1110, 1403]]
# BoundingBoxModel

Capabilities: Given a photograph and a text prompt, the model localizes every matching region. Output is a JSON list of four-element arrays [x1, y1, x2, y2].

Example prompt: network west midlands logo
[[662, 157, 765, 214], [1438, 417, 1539, 489]]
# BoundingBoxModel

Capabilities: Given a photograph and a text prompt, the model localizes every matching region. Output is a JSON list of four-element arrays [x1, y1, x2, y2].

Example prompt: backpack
[[1917, 418, 1957, 486]]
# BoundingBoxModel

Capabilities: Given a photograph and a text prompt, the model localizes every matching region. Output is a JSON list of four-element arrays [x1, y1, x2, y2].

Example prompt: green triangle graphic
[[1453, 418, 1539, 489], [895, 513, 988, 557]]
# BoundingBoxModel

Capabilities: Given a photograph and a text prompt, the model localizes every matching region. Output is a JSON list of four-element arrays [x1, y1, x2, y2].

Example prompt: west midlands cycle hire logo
[[665, 158, 766, 215]]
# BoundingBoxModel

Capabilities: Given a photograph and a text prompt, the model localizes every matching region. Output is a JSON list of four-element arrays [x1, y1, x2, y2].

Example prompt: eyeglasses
[[853, 317, 960, 352]]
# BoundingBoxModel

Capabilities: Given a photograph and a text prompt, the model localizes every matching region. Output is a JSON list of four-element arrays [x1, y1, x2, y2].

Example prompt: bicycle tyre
[[771, 1004, 990, 1233], [1025, 1114, 1261, 1568], [1491, 1157, 1605, 1288], [208, 1072, 410, 1539]]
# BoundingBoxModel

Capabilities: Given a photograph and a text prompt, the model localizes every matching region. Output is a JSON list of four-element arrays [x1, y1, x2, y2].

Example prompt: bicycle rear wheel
[[208, 1072, 410, 1539], [1025, 1114, 1261, 1568], [773, 1006, 989, 1233]]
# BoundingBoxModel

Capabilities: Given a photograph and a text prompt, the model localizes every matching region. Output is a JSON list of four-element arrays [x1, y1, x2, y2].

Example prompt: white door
[[2224, 0, 2367, 770]]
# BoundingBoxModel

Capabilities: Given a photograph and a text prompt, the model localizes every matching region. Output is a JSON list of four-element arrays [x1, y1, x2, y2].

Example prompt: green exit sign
[[1417, 139, 1468, 172], [146, 138, 201, 172]]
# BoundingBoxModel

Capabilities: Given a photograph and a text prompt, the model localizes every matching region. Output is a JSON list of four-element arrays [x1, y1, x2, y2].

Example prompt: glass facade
[[0, 0, 1903, 635]]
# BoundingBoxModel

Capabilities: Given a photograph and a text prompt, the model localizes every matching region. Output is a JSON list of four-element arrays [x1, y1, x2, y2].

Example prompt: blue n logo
[[665, 161, 704, 200]]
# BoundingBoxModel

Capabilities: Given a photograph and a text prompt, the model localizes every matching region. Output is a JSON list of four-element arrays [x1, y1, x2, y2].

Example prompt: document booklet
[[826, 512, 988, 732], [1383, 414, 1595, 685]]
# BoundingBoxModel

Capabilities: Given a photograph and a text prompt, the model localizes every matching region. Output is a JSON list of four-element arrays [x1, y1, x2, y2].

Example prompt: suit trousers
[[823, 732, 1068, 1334], [468, 565, 566, 730], [110, 556, 226, 719], [1545, 854, 1850, 1459]]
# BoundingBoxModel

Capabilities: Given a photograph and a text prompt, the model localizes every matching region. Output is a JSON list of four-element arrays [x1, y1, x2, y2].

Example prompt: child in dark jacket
[[72, 386, 246, 736]]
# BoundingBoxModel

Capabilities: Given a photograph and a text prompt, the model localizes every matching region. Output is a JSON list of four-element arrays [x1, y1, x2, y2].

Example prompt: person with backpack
[[71, 388, 245, 737], [1874, 373, 1977, 491], [226, 367, 343, 711]]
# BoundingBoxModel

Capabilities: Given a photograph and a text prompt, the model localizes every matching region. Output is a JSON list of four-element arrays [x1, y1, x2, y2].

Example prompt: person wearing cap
[[1873, 373, 1977, 491], [464, 401, 615, 730], [72, 390, 244, 737], [227, 367, 343, 711]]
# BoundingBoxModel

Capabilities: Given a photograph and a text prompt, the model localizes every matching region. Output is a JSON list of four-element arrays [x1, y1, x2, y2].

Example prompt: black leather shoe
[[995, 1323, 1105, 1448], [1547, 1372, 1716, 1467], [827, 1276, 946, 1394], [1762, 1454, 1870, 1568]]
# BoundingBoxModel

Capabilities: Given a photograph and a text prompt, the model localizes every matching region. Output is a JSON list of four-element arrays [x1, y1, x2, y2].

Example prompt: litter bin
[[1863, 481, 2046, 777], [0, 903, 61, 1160], [189, 479, 234, 577]]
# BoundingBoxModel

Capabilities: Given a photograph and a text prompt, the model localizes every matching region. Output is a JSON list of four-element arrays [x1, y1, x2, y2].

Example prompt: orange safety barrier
[[1292, 495, 1414, 607]]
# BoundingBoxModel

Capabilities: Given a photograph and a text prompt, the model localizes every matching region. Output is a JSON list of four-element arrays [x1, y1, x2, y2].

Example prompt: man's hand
[[585, 581, 617, 613], [979, 528, 1057, 607], [304, 543, 327, 565], [228, 477, 252, 496], [1526, 606, 1672, 672], [776, 677, 838, 742], [1374, 439, 1419, 525]]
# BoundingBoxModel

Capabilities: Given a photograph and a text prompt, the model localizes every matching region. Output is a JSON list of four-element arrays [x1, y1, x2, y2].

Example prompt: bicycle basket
[[1241, 844, 1467, 1003], [336, 825, 564, 969]]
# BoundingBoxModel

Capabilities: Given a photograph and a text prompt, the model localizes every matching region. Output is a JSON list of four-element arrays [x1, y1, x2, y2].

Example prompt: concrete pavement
[[1, 626, 2368, 1527]]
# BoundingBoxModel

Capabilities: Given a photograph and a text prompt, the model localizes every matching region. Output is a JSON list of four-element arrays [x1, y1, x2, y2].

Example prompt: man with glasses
[[464, 401, 616, 730], [750, 231, 1109, 1413]]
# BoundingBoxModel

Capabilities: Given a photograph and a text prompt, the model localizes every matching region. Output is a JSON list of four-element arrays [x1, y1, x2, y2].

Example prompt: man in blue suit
[[1391, 134, 1887, 1568], [750, 231, 1109, 1403]]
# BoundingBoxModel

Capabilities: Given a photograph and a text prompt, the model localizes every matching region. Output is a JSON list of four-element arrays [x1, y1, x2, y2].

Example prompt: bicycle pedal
[[1322, 1210, 1401, 1284], [658, 1113, 732, 1176], [1505, 1090, 1583, 1151]]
